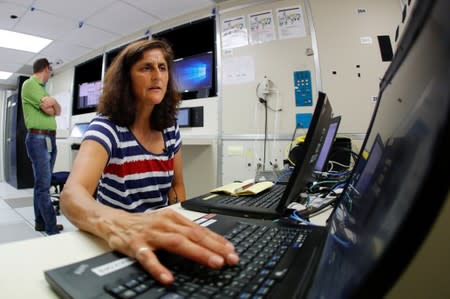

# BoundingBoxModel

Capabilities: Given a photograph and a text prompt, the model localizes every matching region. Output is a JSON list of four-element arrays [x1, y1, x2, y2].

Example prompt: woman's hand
[[103, 208, 239, 285]]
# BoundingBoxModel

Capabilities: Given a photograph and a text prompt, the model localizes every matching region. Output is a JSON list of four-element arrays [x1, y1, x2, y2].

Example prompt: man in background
[[21, 58, 63, 235]]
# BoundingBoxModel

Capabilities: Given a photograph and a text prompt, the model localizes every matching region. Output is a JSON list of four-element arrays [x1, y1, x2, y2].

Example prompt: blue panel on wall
[[294, 70, 313, 106], [296, 113, 313, 128]]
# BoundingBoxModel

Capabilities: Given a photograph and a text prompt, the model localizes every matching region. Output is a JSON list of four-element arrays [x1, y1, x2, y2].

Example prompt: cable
[[255, 79, 282, 171], [290, 210, 318, 226], [263, 99, 268, 171]]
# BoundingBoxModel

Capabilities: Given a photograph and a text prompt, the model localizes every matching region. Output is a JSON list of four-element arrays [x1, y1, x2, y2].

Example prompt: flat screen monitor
[[72, 55, 103, 115], [177, 108, 190, 127], [173, 52, 213, 100], [308, 0, 450, 297], [77, 80, 102, 109]]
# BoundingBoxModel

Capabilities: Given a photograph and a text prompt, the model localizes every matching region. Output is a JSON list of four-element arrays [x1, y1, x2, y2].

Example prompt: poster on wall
[[53, 90, 71, 130], [248, 10, 276, 45], [276, 6, 306, 39], [222, 56, 255, 85], [222, 16, 248, 49]]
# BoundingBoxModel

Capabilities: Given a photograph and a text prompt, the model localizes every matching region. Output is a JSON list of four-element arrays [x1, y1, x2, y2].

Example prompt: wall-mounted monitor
[[77, 80, 102, 110], [176, 107, 204, 127], [153, 16, 216, 100], [72, 55, 103, 115], [173, 52, 213, 100], [177, 108, 190, 127]]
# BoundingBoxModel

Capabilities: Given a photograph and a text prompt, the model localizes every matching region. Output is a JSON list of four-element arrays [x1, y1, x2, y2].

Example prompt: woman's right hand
[[100, 208, 239, 285]]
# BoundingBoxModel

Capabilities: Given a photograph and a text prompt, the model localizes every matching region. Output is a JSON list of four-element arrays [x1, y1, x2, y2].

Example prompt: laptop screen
[[276, 91, 333, 213], [309, 1, 450, 297], [313, 116, 341, 172]]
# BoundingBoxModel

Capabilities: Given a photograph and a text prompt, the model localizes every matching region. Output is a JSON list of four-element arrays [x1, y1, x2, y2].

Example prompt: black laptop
[[182, 92, 336, 219], [44, 1, 450, 298]]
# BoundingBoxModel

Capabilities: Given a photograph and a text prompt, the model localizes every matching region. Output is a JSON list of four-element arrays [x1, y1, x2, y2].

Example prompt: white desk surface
[[0, 204, 329, 298]]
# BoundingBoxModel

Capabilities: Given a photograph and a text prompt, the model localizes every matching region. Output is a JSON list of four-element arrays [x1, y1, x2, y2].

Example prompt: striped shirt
[[83, 115, 181, 212]]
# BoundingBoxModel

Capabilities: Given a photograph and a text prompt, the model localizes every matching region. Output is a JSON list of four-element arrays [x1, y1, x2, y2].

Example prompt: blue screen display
[[173, 52, 213, 93]]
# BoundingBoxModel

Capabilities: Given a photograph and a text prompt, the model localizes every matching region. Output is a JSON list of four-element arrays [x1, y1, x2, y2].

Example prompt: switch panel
[[294, 70, 313, 106]]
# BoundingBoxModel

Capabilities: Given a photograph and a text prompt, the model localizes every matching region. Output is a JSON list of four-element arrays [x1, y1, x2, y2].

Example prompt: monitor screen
[[77, 80, 102, 109], [177, 108, 190, 127], [308, 1, 450, 298], [72, 55, 103, 115], [313, 116, 341, 172], [173, 52, 213, 99]]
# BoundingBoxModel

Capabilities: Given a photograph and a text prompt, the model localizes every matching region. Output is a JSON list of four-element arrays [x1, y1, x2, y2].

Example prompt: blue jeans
[[25, 132, 59, 235]]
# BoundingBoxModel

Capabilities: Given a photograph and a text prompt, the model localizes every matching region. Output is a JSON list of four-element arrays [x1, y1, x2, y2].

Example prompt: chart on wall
[[53, 90, 71, 130]]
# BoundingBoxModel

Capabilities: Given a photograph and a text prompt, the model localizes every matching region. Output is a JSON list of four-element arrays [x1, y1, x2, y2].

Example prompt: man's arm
[[40, 96, 61, 116]]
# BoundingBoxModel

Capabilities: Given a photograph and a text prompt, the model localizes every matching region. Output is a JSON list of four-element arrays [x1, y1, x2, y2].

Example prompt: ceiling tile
[[124, 0, 215, 20], [60, 24, 119, 49], [32, 0, 116, 21], [0, 47, 36, 65], [13, 7, 77, 40], [40, 41, 91, 63], [86, 1, 160, 36], [0, 2, 28, 30]]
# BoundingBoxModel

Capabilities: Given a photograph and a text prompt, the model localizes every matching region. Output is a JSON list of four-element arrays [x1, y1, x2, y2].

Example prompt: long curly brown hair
[[97, 39, 181, 131]]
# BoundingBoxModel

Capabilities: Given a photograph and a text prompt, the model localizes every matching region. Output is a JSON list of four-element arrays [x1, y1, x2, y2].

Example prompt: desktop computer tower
[[4, 76, 34, 189]]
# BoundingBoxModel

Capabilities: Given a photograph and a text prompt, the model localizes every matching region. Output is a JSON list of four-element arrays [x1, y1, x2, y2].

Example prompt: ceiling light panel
[[0, 29, 52, 53]]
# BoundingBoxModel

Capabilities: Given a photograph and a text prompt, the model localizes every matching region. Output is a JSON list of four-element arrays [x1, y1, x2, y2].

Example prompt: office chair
[[50, 171, 70, 215]]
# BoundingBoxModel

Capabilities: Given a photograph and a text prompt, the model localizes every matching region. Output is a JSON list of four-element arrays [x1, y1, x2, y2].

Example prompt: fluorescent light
[[0, 71, 13, 80], [0, 29, 52, 53]]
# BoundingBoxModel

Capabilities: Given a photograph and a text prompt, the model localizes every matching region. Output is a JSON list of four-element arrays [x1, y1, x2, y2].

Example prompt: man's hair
[[97, 39, 181, 131], [33, 58, 50, 73]]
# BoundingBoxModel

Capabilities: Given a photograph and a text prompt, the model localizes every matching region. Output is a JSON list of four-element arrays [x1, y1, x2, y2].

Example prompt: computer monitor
[[72, 55, 103, 115], [308, 0, 450, 297], [177, 108, 190, 127], [76, 80, 102, 110], [173, 52, 213, 100]]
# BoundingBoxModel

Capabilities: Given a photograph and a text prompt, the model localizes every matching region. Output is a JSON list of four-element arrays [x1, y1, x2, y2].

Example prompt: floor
[[0, 181, 77, 245]]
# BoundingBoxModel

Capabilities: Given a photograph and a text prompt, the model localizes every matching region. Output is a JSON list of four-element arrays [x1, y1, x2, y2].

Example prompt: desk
[[0, 204, 328, 298]]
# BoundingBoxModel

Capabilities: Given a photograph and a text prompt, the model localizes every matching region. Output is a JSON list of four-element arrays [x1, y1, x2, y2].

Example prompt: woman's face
[[130, 48, 169, 106]]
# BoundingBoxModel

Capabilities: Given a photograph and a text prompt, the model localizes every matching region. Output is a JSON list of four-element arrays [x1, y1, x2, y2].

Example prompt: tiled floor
[[0, 181, 77, 244]]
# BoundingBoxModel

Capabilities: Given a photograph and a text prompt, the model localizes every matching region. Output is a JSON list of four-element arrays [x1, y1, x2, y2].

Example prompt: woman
[[61, 39, 238, 285]]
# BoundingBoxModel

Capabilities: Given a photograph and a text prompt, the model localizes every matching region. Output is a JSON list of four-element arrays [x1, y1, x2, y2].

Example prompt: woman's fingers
[[144, 228, 239, 269], [106, 209, 240, 284], [134, 245, 174, 285], [149, 210, 237, 261]]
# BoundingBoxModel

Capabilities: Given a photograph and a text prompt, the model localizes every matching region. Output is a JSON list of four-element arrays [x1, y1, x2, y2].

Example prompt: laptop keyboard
[[216, 185, 286, 209], [104, 222, 310, 299]]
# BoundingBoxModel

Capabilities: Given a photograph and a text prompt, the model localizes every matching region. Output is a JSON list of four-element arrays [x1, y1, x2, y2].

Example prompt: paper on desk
[[210, 181, 274, 196]]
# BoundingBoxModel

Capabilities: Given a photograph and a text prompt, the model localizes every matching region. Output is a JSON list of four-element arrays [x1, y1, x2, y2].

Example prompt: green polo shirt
[[21, 76, 57, 130]]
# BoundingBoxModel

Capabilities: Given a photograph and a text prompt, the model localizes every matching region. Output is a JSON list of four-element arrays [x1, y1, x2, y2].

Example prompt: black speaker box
[[329, 137, 352, 171], [190, 106, 204, 127]]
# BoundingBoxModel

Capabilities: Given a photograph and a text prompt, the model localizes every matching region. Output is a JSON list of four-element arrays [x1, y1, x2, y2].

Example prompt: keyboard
[[216, 185, 286, 208], [104, 222, 310, 299]]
